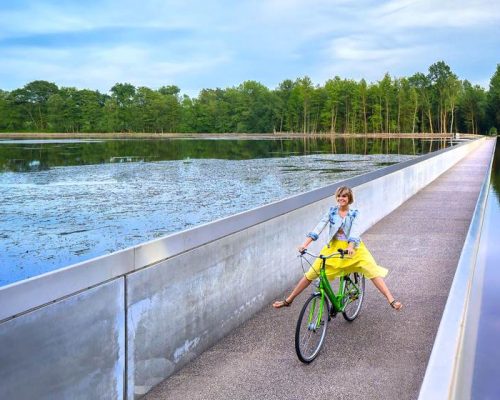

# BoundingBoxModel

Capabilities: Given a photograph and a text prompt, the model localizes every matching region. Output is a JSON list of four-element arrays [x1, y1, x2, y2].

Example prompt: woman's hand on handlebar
[[298, 237, 313, 254], [346, 245, 356, 256]]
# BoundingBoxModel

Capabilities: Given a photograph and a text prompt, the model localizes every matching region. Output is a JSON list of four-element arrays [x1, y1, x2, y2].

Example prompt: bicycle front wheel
[[295, 293, 329, 363], [342, 273, 365, 321]]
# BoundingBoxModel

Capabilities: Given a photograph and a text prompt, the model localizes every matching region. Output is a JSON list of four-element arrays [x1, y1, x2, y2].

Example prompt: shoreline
[[0, 132, 471, 140]]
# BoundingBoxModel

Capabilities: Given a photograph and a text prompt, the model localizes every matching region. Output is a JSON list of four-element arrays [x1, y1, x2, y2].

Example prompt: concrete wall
[[0, 279, 125, 400], [0, 138, 486, 400]]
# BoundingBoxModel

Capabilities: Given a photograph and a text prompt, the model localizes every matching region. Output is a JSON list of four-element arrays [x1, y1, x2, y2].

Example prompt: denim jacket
[[306, 206, 361, 248]]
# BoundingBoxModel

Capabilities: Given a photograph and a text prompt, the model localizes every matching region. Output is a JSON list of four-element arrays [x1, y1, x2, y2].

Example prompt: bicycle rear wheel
[[295, 293, 329, 363], [342, 273, 365, 321]]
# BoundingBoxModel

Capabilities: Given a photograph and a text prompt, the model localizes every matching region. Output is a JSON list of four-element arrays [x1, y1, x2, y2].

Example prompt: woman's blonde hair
[[335, 186, 354, 205]]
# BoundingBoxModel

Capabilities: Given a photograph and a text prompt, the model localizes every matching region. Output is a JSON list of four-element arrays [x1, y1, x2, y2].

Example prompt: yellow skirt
[[304, 239, 388, 281]]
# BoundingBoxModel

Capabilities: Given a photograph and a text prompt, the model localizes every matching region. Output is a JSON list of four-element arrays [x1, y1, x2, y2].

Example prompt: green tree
[[110, 83, 136, 132], [487, 64, 500, 131], [459, 81, 487, 134], [428, 61, 459, 133], [1, 62, 497, 135], [233, 81, 275, 133], [324, 77, 342, 133], [409, 73, 433, 133], [281, 79, 299, 132], [179, 95, 196, 132], [158, 85, 181, 97], [275, 79, 298, 132], [378, 73, 394, 133], [359, 79, 368, 134], [9, 80, 59, 131], [396, 78, 414, 133], [368, 84, 383, 133], [0, 90, 11, 130], [81, 90, 106, 132], [47, 92, 68, 132], [191, 88, 231, 132], [293, 76, 314, 133]]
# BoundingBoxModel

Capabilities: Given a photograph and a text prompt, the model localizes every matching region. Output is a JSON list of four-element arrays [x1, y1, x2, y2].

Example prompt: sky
[[0, 0, 499, 97]]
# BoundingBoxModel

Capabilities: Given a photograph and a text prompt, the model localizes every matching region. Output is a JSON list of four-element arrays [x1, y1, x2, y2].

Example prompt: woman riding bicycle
[[273, 185, 402, 311]]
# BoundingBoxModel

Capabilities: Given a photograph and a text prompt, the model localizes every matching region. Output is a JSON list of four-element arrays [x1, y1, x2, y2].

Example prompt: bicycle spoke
[[342, 273, 365, 321], [295, 294, 329, 363]]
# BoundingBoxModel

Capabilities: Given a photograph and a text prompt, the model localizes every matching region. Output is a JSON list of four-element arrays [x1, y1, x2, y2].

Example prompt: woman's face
[[336, 192, 349, 207]]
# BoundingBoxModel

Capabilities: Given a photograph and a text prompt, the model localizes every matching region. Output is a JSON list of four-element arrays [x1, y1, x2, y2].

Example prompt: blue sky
[[0, 0, 499, 97]]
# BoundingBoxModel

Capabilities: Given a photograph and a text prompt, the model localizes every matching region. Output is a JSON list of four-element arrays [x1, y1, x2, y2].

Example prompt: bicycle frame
[[317, 257, 347, 313], [303, 250, 357, 327]]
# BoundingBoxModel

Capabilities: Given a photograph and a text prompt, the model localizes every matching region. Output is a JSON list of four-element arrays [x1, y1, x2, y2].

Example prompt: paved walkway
[[145, 139, 495, 400]]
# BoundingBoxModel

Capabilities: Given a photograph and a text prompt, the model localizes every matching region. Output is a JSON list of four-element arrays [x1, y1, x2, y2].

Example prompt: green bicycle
[[295, 248, 366, 363]]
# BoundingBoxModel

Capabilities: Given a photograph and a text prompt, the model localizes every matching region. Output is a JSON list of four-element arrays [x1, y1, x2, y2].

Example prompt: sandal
[[390, 300, 403, 311], [273, 298, 292, 309]]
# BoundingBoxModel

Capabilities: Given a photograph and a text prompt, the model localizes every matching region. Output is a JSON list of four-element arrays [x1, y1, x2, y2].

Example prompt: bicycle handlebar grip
[[337, 248, 346, 257]]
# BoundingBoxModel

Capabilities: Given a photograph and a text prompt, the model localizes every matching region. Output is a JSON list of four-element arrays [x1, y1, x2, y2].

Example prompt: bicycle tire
[[342, 273, 365, 321], [295, 293, 329, 363]]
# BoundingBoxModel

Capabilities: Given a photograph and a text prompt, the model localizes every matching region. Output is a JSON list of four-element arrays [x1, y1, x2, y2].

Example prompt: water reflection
[[0, 137, 452, 172]]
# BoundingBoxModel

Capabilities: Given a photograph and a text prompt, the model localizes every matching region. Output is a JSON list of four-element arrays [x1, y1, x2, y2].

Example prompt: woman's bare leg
[[371, 277, 402, 310], [273, 276, 311, 308]]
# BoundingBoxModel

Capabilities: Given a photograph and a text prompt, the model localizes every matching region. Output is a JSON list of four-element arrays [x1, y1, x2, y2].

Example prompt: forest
[[0, 61, 498, 135]]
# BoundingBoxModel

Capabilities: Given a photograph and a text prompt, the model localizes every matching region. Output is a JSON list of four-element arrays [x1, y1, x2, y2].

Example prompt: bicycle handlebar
[[299, 248, 349, 259]]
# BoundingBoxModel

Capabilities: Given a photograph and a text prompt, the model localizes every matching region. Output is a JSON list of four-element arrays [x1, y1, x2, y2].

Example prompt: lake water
[[0, 137, 452, 286]]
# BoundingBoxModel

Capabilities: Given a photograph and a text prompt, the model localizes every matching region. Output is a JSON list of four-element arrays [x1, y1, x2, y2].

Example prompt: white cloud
[[373, 0, 500, 29], [0, 0, 498, 93], [0, 43, 230, 95], [0, 0, 228, 39], [0, 4, 93, 38], [312, 0, 499, 86], [328, 36, 424, 63], [317, 34, 435, 83]]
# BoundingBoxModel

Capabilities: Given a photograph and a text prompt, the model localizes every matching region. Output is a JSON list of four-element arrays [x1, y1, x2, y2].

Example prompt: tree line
[[0, 61, 498, 135]]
